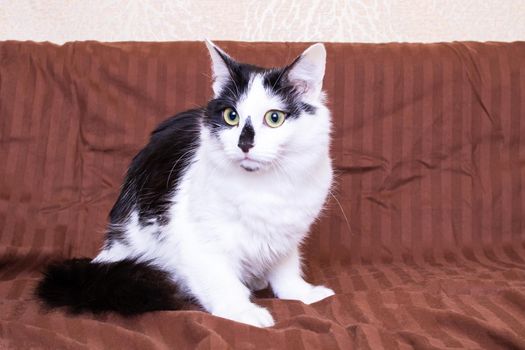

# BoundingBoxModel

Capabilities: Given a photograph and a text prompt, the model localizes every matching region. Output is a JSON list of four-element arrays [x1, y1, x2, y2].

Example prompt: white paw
[[302, 285, 335, 304], [213, 303, 275, 328], [276, 284, 334, 305]]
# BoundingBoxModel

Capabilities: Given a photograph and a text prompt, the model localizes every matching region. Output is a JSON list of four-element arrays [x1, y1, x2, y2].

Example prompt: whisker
[[328, 189, 353, 237], [274, 154, 352, 236]]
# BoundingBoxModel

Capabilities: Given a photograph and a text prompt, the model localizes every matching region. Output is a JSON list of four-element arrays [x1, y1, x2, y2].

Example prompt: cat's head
[[203, 40, 330, 173]]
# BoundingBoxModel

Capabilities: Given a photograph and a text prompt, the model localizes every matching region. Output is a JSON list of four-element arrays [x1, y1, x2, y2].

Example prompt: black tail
[[35, 258, 184, 316]]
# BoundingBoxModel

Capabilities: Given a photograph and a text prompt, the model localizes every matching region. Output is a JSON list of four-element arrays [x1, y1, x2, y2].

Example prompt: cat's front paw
[[302, 285, 334, 304], [276, 283, 334, 305], [213, 303, 275, 328]]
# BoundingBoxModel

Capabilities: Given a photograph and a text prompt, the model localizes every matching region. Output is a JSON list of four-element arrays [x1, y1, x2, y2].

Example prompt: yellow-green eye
[[264, 110, 286, 128], [223, 108, 239, 126]]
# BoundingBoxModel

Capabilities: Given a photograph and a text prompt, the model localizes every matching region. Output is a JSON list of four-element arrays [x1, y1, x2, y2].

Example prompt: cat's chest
[[183, 158, 332, 273], [208, 165, 331, 244], [218, 180, 323, 275], [232, 184, 317, 231]]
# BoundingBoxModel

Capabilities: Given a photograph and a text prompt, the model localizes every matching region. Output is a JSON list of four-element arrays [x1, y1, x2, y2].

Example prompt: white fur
[[94, 43, 334, 328]]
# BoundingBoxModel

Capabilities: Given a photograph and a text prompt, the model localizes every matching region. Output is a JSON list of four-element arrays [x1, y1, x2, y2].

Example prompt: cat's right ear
[[285, 43, 326, 101], [205, 39, 235, 97]]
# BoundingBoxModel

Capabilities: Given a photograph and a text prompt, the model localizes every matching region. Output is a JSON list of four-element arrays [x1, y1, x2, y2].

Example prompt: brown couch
[[1, 40, 525, 349]]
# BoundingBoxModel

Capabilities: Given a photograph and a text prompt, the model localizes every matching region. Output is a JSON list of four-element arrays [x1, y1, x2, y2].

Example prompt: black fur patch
[[204, 54, 315, 136], [204, 60, 260, 134], [35, 258, 185, 316], [108, 110, 202, 241], [262, 67, 317, 118]]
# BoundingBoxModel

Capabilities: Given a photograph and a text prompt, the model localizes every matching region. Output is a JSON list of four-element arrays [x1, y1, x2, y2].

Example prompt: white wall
[[1, 0, 524, 43]]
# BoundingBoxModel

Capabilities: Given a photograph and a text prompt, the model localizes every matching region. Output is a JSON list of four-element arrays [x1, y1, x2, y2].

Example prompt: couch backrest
[[1, 41, 524, 272]]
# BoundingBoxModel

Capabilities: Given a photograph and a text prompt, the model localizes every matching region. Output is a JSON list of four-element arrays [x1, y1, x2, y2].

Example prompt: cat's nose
[[238, 116, 255, 153], [238, 140, 254, 153]]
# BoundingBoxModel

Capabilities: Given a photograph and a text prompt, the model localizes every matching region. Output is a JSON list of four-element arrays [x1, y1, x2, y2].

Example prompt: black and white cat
[[37, 40, 334, 328]]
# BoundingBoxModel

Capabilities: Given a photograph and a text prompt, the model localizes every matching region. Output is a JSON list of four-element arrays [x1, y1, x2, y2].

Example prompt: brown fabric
[[1, 40, 525, 349]]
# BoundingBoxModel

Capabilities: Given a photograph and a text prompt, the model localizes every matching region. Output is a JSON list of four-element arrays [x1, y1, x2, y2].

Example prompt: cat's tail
[[35, 258, 184, 316]]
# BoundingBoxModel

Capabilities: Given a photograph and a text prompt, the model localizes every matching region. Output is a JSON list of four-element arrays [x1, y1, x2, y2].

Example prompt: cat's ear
[[286, 43, 326, 100], [205, 39, 236, 97]]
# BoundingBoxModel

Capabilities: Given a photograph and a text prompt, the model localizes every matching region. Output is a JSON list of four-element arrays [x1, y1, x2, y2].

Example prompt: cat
[[36, 40, 334, 328]]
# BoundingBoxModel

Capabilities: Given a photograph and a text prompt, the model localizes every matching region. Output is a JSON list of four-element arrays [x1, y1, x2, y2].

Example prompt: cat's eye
[[264, 110, 286, 128], [223, 108, 239, 126]]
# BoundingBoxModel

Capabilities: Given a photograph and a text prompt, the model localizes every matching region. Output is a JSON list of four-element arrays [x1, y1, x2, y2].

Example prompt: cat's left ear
[[205, 39, 236, 97], [286, 43, 326, 101]]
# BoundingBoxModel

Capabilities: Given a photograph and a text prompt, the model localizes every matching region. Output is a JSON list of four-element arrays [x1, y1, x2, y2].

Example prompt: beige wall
[[1, 1, 524, 43]]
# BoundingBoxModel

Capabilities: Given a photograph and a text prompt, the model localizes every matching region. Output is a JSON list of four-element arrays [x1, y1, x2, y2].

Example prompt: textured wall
[[1, 0, 524, 43]]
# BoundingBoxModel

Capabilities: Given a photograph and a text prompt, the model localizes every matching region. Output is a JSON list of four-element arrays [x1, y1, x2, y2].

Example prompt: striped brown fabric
[[1, 40, 525, 349]]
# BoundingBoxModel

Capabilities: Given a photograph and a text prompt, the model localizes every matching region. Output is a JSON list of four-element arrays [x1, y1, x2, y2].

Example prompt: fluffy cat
[[36, 40, 334, 328]]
